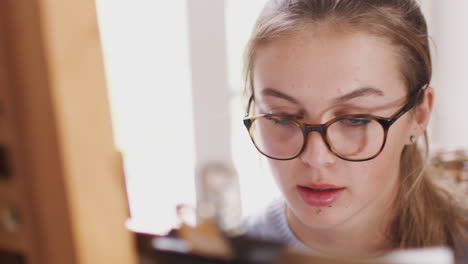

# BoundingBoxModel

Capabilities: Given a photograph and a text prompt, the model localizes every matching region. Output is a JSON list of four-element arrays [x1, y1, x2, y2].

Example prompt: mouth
[[297, 184, 346, 207]]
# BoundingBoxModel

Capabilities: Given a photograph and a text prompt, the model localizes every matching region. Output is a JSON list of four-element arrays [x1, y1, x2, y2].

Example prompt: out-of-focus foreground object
[[0, 0, 137, 263]]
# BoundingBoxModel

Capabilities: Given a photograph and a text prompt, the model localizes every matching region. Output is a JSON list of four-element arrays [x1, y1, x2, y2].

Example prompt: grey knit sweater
[[242, 198, 308, 250], [243, 198, 467, 262]]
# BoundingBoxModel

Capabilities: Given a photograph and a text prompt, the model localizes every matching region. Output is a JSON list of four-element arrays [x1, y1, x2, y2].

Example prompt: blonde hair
[[243, 0, 467, 255]]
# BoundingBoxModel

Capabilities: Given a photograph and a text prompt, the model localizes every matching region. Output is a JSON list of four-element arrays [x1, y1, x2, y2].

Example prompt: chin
[[302, 210, 349, 229], [287, 195, 352, 230]]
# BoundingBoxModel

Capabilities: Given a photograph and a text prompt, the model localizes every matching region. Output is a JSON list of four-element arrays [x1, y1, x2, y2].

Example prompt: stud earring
[[410, 135, 416, 143]]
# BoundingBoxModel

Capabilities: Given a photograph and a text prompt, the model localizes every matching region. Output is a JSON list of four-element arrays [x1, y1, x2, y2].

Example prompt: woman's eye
[[342, 117, 372, 126], [265, 116, 295, 126]]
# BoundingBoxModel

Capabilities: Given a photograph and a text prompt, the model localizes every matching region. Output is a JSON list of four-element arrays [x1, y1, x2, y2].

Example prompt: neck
[[289, 209, 392, 257]]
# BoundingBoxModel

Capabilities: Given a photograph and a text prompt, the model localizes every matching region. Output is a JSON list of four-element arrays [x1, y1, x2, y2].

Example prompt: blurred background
[[94, 0, 468, 235]]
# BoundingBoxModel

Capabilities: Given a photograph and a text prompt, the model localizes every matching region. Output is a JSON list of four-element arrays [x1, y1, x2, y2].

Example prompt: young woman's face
[[252, 30, 417, 230]]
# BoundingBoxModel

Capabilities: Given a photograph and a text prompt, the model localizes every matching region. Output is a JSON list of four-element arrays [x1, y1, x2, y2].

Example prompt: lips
[[297, 184, 346, 207]]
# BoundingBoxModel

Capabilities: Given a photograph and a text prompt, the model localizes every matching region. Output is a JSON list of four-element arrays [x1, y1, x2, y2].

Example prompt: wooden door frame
[[0, 0, 137, 263]]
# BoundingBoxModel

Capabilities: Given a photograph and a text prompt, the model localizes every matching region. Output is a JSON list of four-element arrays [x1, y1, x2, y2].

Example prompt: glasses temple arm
[[244, 96, 254, 117], [389, 85, 427, 124]]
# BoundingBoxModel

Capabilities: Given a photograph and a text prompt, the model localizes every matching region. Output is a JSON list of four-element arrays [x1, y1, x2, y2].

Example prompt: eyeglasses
[[243, 87, 425, 162]]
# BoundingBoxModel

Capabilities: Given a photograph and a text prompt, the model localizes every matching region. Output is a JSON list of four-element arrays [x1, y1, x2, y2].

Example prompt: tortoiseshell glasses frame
[[243, 87, 426, 162]]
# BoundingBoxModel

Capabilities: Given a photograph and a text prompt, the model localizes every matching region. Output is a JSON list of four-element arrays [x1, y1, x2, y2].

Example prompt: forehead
[[252, 29, 406, 105]]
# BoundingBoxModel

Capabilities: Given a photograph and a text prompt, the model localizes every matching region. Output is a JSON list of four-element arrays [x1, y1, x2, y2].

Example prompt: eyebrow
[[261, 88, 300, 104], [261, 86, 384, 105], [333, 87, 384, 104]]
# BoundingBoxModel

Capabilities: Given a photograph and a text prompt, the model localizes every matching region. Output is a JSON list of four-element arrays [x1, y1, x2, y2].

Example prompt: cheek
[[386, 115, 414, 150], [365, 114, 412, 176], [267, 160, 297, 189], [353, 162, 397, 190], [349, 128, 407, 199], [268, 160, 289, 179]]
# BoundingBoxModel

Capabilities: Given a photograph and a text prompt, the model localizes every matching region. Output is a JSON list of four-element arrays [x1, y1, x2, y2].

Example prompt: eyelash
[[264, 108, 369, 121]]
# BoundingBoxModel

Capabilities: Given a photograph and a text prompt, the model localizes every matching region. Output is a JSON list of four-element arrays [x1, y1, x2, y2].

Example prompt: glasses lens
[[327, 117, 384, 160], [249, 116, 303, 159]]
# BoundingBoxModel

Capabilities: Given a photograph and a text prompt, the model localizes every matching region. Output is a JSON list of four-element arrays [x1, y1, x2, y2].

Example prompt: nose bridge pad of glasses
[[302, 124, 331, 150]]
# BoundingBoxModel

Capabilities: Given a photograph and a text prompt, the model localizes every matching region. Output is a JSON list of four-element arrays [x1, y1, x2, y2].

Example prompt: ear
[[409, 86, 434, 143]]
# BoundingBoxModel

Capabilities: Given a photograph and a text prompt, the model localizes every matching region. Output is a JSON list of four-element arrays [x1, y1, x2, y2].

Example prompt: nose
[[299, 131, 336, 168]]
